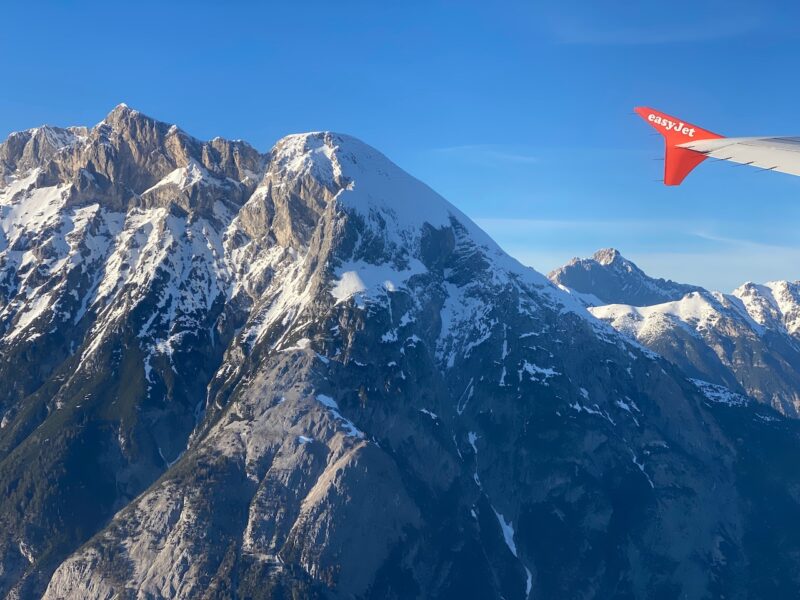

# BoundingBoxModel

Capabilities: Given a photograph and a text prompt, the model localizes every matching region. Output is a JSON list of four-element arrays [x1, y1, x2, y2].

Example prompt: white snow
[[315, 394, 365, 438], [556, 284, 605, 307], [141, 159, 228, 194], [0, 173, 68, 257], [330, 259, 427, 305], [631, 452, 655, 488], [490, 505, 532, 597], [690, 379, 749, 407], [591, 288, 769, 345], [272, 132, 341, 185], [569, 401, 615, 425], [330, 271, 368, 302], [18, 541, 35, 564], [467, 431, 479, 454], [518, 361, 560, 383], [419, 408, 438, 419], [280, 338, 311, 352], [492, 508, 518, 557], [316, 393, 338, 409], [590, 292, 724, 341], [468, 431, 482, 488], [733, 280, 800, 336], [615, 399, 640, 425], [4, 292, 52, 341], [755, 413, 780, 423], [615, 399, 633, 413]]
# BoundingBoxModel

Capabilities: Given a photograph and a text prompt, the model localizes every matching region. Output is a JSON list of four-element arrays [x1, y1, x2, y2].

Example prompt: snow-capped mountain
[[549, 247, 702, 306], [2, 107, 800, 599], [553, 251, 800, 417], [734, 280, 800, 337]]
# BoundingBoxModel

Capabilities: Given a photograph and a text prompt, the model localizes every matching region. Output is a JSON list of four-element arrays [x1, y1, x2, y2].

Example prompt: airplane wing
[[634, 106, 800, 185], [678, 136, 800, 177]]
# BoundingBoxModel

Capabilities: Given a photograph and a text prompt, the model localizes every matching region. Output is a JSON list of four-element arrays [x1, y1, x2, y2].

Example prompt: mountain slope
[[0, 105, 269, 595], [0, 108, 799, 599]]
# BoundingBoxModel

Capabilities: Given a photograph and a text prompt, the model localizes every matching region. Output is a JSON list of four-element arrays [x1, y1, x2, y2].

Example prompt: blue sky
[[2, 0, 800, 291]]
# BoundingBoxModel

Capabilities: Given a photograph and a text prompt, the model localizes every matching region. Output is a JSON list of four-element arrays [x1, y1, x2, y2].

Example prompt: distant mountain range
[[551, 249, 800, 417], [1, 106, 799, 599]]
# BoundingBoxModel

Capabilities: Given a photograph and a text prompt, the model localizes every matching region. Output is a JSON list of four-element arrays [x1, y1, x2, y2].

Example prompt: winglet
[[634, 107, 724, 185]]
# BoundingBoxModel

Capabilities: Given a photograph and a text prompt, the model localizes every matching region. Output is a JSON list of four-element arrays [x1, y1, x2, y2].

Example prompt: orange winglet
[[634, 107, 724, 185]]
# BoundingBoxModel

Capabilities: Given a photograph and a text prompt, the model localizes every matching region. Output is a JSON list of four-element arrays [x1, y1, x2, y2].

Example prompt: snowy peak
[[0, 125, 88, 177], [550, 248, 702, 306], [589, 289, 751, 342], [269, 132, 346, 189], [92, 103, 266, 189], [247, 129, 571, 357], [269, 130, 475, 234], [592, 247, 623, 266], [264, 131, 546, 283], [1, 104, 268, 216], [0, 109, 571, 388], [101, 102, 140, 126], [732, 280, 800, 336]]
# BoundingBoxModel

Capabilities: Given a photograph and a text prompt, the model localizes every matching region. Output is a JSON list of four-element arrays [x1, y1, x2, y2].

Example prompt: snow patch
[[330, 259, 427, 305], [492, 508, 518, 557], [419, 408, 438, 420], [316, 394, 365, 438], [690, 379, 749, 407]]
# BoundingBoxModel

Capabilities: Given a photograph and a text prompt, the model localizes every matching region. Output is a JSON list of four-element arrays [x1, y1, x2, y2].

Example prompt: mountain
[[1, 107, 800, 599], [553, 251, 800, 417], [549, 248, 703, 306], [734, 280, 800, 337]]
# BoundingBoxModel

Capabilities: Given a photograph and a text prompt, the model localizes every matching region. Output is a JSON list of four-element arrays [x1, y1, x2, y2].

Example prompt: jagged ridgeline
[[552, 250, 800, 418], [1, 106, 800, 599]]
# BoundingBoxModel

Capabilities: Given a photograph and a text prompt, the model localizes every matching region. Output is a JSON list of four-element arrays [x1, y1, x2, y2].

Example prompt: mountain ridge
[[552, 250, 800, 417], [549, 247, 704, 306], [1, 106, 800, 599]]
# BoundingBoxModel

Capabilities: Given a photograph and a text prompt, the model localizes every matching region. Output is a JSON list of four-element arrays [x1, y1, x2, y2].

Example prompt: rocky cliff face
[[1, 107, 800, 599]]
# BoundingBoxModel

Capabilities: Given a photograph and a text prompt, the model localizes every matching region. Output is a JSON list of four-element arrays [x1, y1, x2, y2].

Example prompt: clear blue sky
[[3, 0, 800, 291]]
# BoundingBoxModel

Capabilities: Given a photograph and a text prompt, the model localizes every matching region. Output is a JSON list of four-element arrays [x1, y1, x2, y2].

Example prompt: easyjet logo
[[648, 114, 695, 137]]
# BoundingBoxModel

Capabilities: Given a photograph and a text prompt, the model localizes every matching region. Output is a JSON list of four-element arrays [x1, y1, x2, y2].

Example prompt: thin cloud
[[472, 217, 800, 291], [547, 11, 761, 46], [474, 217, 715, 235], [431, 144, 538, 165], [633, 248, 800, 291], [690, 230, 800, 254]]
